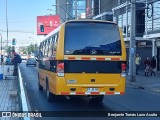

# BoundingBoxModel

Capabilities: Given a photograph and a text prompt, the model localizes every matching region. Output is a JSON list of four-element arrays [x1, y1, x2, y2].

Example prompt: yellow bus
[[38, 20, 126, 103]]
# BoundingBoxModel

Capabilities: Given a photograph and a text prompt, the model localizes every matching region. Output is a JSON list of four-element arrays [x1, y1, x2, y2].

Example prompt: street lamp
[[47, 9, 56, 14], [47, 8, 65, 22], [28, 37, 37, 44], [29, 35, 42, 45]]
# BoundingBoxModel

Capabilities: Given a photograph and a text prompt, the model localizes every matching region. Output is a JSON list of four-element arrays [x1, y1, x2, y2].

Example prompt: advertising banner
[[37, 15, 60, 35]]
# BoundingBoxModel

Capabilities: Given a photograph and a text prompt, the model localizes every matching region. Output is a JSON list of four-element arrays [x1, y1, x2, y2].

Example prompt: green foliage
[[19, 46, 27, 54], [4, 46, 12, 54], [19, 44, 37, 55]]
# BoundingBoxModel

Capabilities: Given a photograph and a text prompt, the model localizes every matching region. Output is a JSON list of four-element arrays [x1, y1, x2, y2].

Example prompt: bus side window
[[48, 37, 53, 56], [42, 42, 45, 57], [47, 39, 50, 57], [54, 33, 59, 53], [50, 36, 56, 71], [39, 44, 43, 58], [44, 41, 48, 57], [51, 36, 55, 55], [41, 42, 44, 57]]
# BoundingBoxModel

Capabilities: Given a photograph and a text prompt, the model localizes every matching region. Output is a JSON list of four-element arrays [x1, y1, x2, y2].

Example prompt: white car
[[21, 55, 28, 60]]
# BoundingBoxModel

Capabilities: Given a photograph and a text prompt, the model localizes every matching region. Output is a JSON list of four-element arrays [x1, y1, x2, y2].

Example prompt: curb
[[127, 81, 160, 93], [150, 88, 160, 93]]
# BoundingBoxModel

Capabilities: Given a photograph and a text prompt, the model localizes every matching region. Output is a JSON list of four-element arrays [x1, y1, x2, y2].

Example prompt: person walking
[[11, 50, 22, 76], [135, 54, 141, 75], [1, 55, 4, 65], [150, 56, 156, 76], [144, 57, 151, 77]]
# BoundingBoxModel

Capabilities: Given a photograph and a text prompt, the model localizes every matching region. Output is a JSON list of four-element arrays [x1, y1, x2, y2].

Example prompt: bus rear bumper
[[59, 91, 125, 95], [53, 77, 126, 96]]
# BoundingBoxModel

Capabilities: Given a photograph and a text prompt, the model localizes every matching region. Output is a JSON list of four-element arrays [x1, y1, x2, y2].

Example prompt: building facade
[[56, 0, 86, 22], [55, 0, 160, 70], [92, 0, 160, 70], [143, 0, 160, 70]]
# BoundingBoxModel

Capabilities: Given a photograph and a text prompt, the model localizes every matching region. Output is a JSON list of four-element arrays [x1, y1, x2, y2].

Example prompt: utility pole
[[75, 0, 78, 20], [99, 0, 101, 14], [66, 2, 69, 20], [145, 0, 148, 37], [6, 0, 8, 48], [129, 0, 136, 82], [126, 1, 128, 40], [0, 33, 2, 54]]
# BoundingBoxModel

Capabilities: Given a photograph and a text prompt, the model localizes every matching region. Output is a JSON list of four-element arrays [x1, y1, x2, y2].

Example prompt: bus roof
[[65, 19, 117, 24]]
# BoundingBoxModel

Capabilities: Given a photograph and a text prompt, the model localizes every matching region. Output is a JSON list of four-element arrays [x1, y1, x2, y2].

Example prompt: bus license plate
[[87, 88, 99, 92]]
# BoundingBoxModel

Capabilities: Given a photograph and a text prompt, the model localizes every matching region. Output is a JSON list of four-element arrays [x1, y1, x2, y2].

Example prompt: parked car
[[26, 58, 36, 66]]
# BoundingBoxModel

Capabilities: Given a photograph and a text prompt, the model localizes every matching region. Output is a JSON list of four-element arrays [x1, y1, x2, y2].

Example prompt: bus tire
[[38, 73, 43, 91], [38, 82, 43, 91], [46, 81, 53, 102], [89, 95, 104, 103]]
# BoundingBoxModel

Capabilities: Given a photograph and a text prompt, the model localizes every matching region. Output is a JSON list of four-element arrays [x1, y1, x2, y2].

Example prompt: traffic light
[[40, 25, 44, 32], [12, 39, 16, 45]]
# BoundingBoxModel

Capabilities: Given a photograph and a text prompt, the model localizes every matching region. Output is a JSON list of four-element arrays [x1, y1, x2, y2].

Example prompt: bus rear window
[[64, 22, 122, 56]]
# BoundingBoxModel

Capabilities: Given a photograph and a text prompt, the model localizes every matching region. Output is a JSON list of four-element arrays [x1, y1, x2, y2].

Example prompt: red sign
[[37, 15, 60, 35]]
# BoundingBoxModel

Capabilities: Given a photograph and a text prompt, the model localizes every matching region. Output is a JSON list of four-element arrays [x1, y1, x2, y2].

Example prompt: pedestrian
[[1, 55, 4, 65], [135, 54, 141, 75], [150, 56, 156, 76], [11, 50, 22, 76], [144, 57, 151, 77], [6, 56, 11, 65]]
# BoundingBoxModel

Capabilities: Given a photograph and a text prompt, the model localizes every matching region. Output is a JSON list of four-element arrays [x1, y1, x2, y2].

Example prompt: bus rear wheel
[[38, 82, 43, 91], [46, 82, 59, 102], [89, 95, 104, 103], [38, 73, 43, 91], [46, 84, 54, 102]]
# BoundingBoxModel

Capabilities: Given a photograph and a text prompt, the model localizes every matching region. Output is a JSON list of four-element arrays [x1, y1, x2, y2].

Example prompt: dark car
[[26, 58, 36, 66]]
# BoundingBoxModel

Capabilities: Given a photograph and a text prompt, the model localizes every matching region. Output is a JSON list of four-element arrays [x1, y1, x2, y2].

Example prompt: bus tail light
[[57, 62, 64, 77], [121, 63, 126, 77]]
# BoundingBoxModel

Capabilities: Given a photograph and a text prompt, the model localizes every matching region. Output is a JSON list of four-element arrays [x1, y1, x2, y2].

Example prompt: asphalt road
[[20, 62, 160, 120]]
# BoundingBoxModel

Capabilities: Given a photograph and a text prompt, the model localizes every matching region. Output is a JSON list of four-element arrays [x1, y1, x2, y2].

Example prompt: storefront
[[142, 0, 160, 71]]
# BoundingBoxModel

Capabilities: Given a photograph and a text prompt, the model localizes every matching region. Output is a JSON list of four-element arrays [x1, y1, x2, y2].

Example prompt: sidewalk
[[126, 70, 160, 93], [0, 65, 19, 120]]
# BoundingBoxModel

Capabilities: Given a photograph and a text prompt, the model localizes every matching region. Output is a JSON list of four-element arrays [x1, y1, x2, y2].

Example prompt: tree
[[18, 44, 37, 55], [27, 44, 36, 54], [18, 46, 27, 54], [4, 46, 12, 55]]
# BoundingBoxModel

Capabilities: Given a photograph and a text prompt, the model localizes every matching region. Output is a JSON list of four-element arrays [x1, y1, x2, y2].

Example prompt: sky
[[0, 0, 56, 47]]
